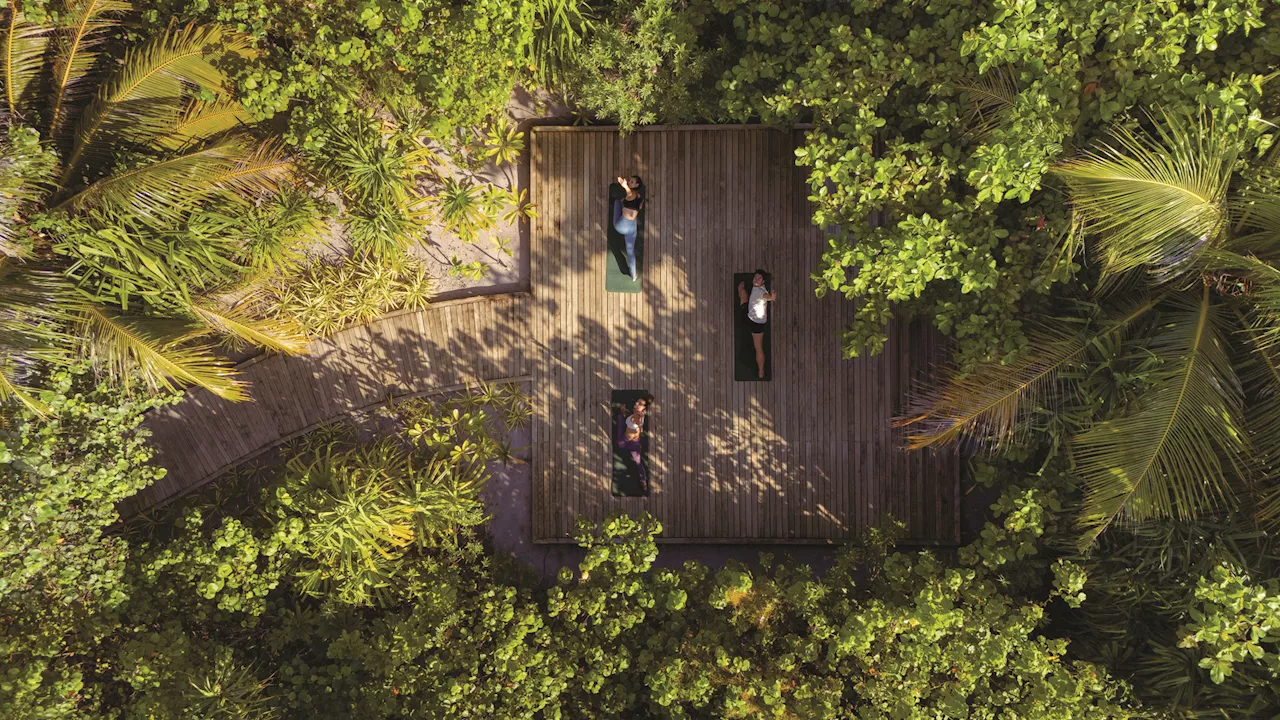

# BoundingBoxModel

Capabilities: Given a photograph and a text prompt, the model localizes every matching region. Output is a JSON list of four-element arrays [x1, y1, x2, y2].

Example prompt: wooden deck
[[530, 126, 959, 544], [120, 294, 532, 516]]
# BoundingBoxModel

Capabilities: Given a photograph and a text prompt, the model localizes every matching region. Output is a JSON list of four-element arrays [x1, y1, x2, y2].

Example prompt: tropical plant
[[527, 0, 594, 86], [0, 366, 175, 717], [0, 6, 308, 405], [263, 255, 433, 337], [1063, 515, 1280, 715], [480, 117, 526, 166], [321, 121, 439, 258], [901, 111, 1280, 548]]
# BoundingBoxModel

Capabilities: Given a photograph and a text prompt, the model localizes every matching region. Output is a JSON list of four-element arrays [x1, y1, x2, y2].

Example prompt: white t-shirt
[[748, 286, 768, 324]]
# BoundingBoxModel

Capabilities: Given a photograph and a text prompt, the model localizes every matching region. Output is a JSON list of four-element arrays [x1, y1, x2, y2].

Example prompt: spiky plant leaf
[[899, 301, 1157, 449], [186, 298, 309, 355], [206, 138, 292, 199], [54, 136, 286, 222], [75, 304, 246, 400], [1075, 287, 1247, 549], [957, 67, 1020, 141], [1237, 331, 1280, 529], [1056, 110, 1237, 282], [153, 97, 251, 150], [48, 0, 131, 138], [61, 23, 252, 184], [1, 8, 49, 117]]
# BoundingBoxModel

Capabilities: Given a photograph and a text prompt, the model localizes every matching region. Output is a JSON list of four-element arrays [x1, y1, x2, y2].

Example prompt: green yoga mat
[[605, 183, 645, 293], [611, 389, 650, 497], [734, 273, 773, 382]]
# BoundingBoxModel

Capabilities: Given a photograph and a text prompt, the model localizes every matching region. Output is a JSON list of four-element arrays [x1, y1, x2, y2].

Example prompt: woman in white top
[[737, 269, 776, 379]]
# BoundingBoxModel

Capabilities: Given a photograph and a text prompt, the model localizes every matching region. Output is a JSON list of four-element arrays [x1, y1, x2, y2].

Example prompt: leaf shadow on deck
[[120, 294, 536, 517], [529, 126, 959, 544]]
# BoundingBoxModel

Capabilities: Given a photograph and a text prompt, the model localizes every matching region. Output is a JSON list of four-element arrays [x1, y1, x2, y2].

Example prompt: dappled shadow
[[528, 127, 959, 545], [120, 295, 534, 516], [125, 127, 959, 547]]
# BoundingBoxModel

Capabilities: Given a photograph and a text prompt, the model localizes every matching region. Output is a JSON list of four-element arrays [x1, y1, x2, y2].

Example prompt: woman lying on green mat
[[616, 393, 653, 491], [613, 175, 645, 281], [738, 269, 777, 379]]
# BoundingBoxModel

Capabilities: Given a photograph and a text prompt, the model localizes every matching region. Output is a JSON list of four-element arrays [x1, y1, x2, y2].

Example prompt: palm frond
[[1055, 110, 1237, 282], [1, 7, 50, 118], [0, 360, 47, 414], [54, 136, 267, 222], [897, 323, 1089, 450], [186, 298, 310, 355], [900, 300, 1158, 449], [1235, 323, 1280, 529], [1204, 248, 1280, 350], [1075, 287, 1246, 549], [75, 304, 246, 400], [1231, 188, 1280, 256], [0, 265, 74, 410], [0, 124, 57, 257], [153, 97, 251, 149], [957, 67, 1020, 140], [206, 138, 292, 198], [60, 23, 252, 185], [48, 0, 131, 138]]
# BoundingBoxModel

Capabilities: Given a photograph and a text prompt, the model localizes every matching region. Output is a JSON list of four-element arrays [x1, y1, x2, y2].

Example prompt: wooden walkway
[[530, 126, 959, 544], [120, 294, 532, 516]]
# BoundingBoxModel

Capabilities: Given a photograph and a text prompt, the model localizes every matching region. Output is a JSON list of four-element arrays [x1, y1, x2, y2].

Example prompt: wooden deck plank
[[529, 126, 958, 544], [131, 124, 958, 544]]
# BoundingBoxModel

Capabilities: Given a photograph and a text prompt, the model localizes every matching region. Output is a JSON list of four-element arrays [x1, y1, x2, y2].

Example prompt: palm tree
[[900, 110, 1280, 549], [0, 3, 308, 410]]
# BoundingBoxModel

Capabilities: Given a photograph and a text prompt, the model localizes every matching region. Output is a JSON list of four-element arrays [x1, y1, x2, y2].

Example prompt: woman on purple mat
[[616, 394, 653, 492]]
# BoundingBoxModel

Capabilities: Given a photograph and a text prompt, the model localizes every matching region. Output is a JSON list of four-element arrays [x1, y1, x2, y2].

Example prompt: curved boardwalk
[[121, 294, 532, 516]]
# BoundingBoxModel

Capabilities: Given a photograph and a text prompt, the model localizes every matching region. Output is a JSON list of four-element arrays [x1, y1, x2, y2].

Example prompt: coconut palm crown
[[0, 2, 308, 410], [901, 110, 1280, 549]]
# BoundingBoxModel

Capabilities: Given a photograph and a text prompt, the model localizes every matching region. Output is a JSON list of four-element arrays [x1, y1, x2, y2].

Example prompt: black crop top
[[622, 194, 644, 210]]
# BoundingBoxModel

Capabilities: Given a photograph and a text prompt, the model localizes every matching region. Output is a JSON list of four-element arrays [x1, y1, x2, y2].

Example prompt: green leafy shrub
[[557, 0, 721, 130], [143, 0, 544, 151], [0, 367, 176, 717]]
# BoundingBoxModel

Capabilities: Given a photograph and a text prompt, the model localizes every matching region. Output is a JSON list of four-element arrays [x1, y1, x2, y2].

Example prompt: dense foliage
[[0, 368, 175, 717], [0, 3, 310, 405], [6, 2, 1280, 718], [1, 389, 1135, 718]]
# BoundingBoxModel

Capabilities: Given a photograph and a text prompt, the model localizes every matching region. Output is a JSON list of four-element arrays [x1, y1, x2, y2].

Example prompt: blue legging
[[613, 199, 637, 275]]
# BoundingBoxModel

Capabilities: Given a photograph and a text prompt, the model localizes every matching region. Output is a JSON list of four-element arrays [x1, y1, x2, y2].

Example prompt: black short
[[740, 301, 768, 334]]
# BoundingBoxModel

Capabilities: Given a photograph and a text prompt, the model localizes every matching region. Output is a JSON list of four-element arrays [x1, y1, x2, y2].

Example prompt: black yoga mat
[[605, 183, 645, 293], [734, 273, 772, 382], [611, 389, 650, 497]]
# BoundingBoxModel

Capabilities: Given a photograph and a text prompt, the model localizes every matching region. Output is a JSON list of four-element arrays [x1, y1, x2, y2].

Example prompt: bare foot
[[758, 367, 765, 379], [617, 176, 629, 191]]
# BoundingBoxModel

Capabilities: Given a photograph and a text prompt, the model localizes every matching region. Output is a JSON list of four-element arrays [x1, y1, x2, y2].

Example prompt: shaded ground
[[483, 428, 853, 585], [416, 86, 575, 299]]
